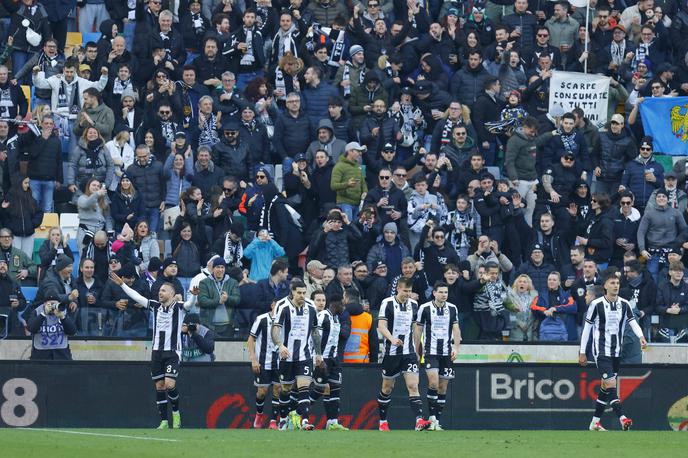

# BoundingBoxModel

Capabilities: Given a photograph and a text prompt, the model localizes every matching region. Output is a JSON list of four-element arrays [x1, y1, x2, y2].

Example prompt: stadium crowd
[[1, 0, 688, 356]]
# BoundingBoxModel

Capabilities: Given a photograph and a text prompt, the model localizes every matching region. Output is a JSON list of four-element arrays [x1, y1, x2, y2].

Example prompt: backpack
[[539, 316, 568, 341]]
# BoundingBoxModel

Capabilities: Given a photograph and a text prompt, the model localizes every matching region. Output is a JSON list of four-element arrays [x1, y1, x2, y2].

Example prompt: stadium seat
[[82, 32, 101, 45], [60, 213, 79, 240], [21, 85, 31, 112], [66, 32, 82, 47], [32, 238, 45, 265], [35, 213, 59, 239], [21, 286, 38, 305], [486, 166, 501, 180]]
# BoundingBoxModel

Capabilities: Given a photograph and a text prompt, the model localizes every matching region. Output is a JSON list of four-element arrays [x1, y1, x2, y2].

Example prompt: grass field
[[1, 429, 684, 458]]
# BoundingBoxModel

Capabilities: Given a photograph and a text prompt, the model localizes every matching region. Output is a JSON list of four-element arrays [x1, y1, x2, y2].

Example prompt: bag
[[539, 316, 568, 341], [162, 205, 181, 230]]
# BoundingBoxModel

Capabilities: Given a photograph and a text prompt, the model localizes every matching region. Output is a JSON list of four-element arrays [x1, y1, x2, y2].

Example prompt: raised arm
[[120, 282, 150, 308]]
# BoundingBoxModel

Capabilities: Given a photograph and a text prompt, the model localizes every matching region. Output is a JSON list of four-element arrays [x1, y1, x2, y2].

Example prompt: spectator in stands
[[517, 244, 557, 293], [73, 88, 115, 142], [331, 142, 367, 222], [473, 261, 509, 340], [306, 120, 347, 166], [655, 261, 688, 343], [325, 264, 365, 303], [407, 175, 446, 250], [532, 271, 578, 341], [450, 50, 490, 110], [274, 92, 312, 161], [151, 257, 184, 300], [67, 126, 116, 200], [622, 259, 656, 335], [446, 194, 480, 259], [0, 176, 43, 257], [100, 261, 150, 337], [637, 189, 688, 281], [244, 229, 286, 281], [364, 165, 406, 233], [18, 114, 62, 213], [648, 171, 688, 213], [34, 253, 78, 316], [171, 221, 203, 295], [304, 260, 327, 297], [110, 174, 143, 234], [127, 145, 164, 234], [0, 258, 27, 336], [594, 114, 636, 195], [417, 224, 459, 286], [309, 208, 361, 269], [198, 257, 240, 337], [366, 222, 410, 281], [76, 178, 112, 253], [0, 227, 36, 284], [256, 259, 290, 313], [507, 274, 538, 341], [390, 257, 431, 304], [75, 258, 103, 336], [575, 192, 615, 271], [311, 150, 337, 214], [467, 235, 514, 280], [162, 151, 194, 212], [620, 136, 664, 212], [38, 228, 74, 281]]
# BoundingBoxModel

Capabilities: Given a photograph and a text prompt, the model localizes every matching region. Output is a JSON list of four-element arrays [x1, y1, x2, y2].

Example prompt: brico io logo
[[475, 370, 651, 412]]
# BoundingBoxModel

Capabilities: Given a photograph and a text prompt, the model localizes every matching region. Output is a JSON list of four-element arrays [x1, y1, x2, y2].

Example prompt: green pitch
[[0, 429, 683, 458]]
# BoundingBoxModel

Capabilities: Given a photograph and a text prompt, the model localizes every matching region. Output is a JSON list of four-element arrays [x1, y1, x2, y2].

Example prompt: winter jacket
[[0, 197, 43, 238], [656, 281, 688, 319], [32, 72, 108, 114], [309, 224, 362, 269], [331, 154, 367, 206], [243, 238, 286, 281], [581, 209, 614, 264], [595, 129, 637, 182], [366, 237, 411, 276], [359, 113, 400, 154], [135, 235, 160, 272], [110, 191, 144, 233], [77, 192, 113, 233], [637, 204, 688, 251], [611, 208, 641, 264], [237, 121, 270, 174], [472, 92, 502, 143], [18, 131, 63, 182], [38, 239, 74, 272], [73, 103, 116, 142], [363, 185, 407, 227], [302, 81, 339, 130], [449, 65, 491, 109], [516, 261, 556, 293], [502, 11, 538, 51], [162, 153, 194, 207], [126, 157, 164, 209], [542, 129, 591, 175], [191, 161, 224, 200], [531, 287, 578, 341], [67, 138, 116, 190], [0, 246, 37, 280], [506, 289, 538, 341], [9, 3, 51, 52], [305, 119, 347, 165], [198, 274, 240, 330], [349, 78, 389, 127], [211, 138, 251, 182], [504, 128, 553, 181], [621, 156, 665, 209], [35, 267, 77, 306], [273, 110, 312, 160]]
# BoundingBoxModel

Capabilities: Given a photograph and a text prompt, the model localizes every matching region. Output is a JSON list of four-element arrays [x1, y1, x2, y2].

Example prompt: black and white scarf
[[610, 40, 626, 67], [198, 113, 219, 147], [559, 128, 578, 153], [113, 78, 132, 95], [240, 28, 256, 66], [223, 234, 243, 267]]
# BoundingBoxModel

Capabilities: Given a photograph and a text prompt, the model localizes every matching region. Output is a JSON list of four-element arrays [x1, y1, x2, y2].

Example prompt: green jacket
[[198, 274, 240, 330], [504, 129, 553, 181], [2, 246, 37, 282], [330, 154, 367, 205]]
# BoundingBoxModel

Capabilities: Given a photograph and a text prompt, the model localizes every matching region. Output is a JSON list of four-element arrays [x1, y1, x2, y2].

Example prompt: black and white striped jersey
[[149, 299, 186, 355], [580, 296, 643, 358], [416, 301, 459, 356], [274, 297, 319, 362], [120, 283, 196, 358], [318, 309, 341, 359], [379, 296, 418, 356], [250, 312, 279, 371]]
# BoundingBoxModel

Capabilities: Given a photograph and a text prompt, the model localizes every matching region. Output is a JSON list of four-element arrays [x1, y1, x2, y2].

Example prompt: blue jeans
[[12, 51, 33, 84], [480, 141, 498, 167], [646, 254, 660, 283], [78, 3, 110, 33], [178, 277, 192, 301], [142, 206, 161, 235], [338, 203, 358, 222], [235, 70, 263, 92], [30, 179, 55, 212], [123, 21, 136, 52]]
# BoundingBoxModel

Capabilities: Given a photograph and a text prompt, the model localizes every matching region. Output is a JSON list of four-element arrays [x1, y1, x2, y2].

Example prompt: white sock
[[429, 415, 436, 422], [592, 416, 600, 423], [620, 415, 627, 421], [380, 420, 388, 425]]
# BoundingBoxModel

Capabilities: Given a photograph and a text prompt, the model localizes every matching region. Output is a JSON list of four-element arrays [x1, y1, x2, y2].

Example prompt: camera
[[187, 323, 197, 333]]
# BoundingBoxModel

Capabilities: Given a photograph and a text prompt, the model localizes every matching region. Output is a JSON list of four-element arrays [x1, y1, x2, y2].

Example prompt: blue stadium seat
[[81, 32, 101, 44], [21, 286, 38, 305], [68, 238, 80, 272]]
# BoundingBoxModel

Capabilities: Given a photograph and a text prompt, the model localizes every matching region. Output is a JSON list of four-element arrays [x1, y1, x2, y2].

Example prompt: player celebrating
[[579, 272, 647, 431], [415, 282, 461, 431], [247, 300, 281, 429], [377, 277, 431, 431], [111, 272, 199, 429], [271, 279, 323, 431], [309, 293, 349, 431]]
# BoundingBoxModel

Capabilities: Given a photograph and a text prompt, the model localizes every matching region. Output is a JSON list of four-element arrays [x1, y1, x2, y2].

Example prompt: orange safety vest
[[342, 312, 372, 363]]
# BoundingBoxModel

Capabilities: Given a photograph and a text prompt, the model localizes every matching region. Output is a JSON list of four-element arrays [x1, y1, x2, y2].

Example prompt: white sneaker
[[589, 421, 606, 431]]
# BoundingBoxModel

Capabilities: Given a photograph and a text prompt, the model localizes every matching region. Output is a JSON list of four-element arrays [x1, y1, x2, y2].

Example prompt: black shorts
[[254, 366, 280, 387], [151, 351, 180, 380], [595, 355, 620, 380], [424, 355, 455, 379], [313, 358, 342, 386], [382, 354, 419, 379], [279, 360, 312, 384]]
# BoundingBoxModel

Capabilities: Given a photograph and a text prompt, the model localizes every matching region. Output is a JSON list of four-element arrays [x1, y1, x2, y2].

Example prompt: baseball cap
[[307, 260, 327, 270], [610, 114, 624, 125], [294, 153, 307, 162], [345, 141, 367, 152]]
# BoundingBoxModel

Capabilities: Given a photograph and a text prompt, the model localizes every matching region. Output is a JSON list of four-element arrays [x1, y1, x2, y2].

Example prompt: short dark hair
[[433, 281, 449, 291], [522, 116, 539, 130], [625, 260, 643, 274], [270, 259, 289, 276], [397, 277, 414, 290], [290, 278, 306, 290]]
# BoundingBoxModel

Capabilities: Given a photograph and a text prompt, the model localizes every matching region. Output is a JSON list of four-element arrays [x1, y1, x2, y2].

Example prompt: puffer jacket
[[449, 64, 491, 108], [359, 112, 400, 153], [583, 209, 614, 263], [621, 155, 664, 209], [595, 130, 636, 182], [126, 157, 165, 209], [110, 190, 143, 233], [331, 154, 367, 205], [515, 261, 556, 293], [9, 3, 51, 52], [504, 128, 553, 181], [211, 138, 251, 182], [302, 81, 339, 130], [67, 138, 116, 190]]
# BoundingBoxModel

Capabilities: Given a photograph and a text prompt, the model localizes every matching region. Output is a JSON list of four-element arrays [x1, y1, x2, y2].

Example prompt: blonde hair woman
[[507, 274, 538, 341]]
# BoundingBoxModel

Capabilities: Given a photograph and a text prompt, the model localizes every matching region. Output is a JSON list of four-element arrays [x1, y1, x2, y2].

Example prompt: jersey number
[[442, 367, 455, 378], [303, 365, 310, 376], [407, 363, 418, 373]]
